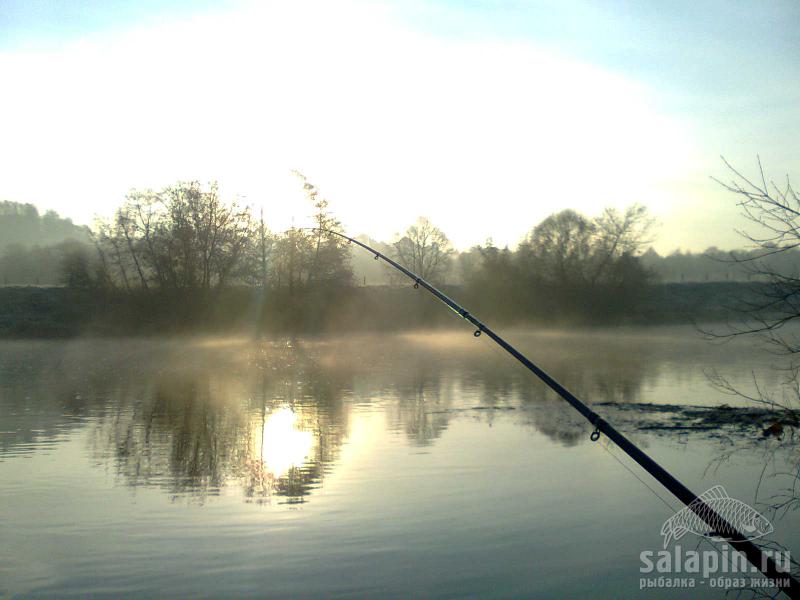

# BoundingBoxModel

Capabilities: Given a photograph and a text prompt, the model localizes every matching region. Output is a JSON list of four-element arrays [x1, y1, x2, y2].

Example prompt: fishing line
[[471, 313, 774, 585], [476, 327, 679, 514], [602, 442, 780, 586], [470, 322, 684, 515], [474, 324, 678, 513], [596, 438, 678, 514]]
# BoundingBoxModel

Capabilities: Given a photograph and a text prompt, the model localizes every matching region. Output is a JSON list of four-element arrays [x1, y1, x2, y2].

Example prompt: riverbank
[[0, 281, 764, 338]]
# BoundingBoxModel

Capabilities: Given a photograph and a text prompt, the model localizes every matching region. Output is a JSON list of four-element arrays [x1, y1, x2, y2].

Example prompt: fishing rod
[[321, 228, 799, 597]]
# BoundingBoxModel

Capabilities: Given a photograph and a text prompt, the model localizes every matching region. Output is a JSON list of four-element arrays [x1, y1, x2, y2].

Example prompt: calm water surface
[[1, 326, 798, 598]]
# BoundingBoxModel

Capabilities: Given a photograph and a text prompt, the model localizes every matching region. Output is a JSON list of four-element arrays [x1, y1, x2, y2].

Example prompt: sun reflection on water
[[257, 407, 314, 478]]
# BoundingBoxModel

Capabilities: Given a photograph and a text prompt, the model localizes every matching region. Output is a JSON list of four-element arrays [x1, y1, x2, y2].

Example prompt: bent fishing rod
[[320, 228, 799, 597]]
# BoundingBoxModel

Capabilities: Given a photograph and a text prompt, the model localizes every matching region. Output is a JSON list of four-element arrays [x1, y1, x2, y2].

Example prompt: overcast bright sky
[[1, 0, 798, 252]]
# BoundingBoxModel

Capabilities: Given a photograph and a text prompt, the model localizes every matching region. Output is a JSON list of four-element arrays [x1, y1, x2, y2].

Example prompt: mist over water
[[1, 326, 797, 598]]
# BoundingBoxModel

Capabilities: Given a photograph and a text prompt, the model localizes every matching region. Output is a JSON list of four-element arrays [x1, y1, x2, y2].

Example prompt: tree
[[296, 172, 352, 287], [706, 159, 800, 523], [520, 206, 654, 289], [393, 217, 454, 283], [461, 240, 521, 320], [258, 208, 269, 288], [0, 201, 89, 250], [590, 204, 655, 285], [270, 226, 312, 293], [520, 206, 655, 286], [94, 181, 256, 292], [522, 209, 596, 287], [61, 242, 93, 289], [712, 159, 800, 355], [513, 206, 655, 320], [264, 173, 352, 294]]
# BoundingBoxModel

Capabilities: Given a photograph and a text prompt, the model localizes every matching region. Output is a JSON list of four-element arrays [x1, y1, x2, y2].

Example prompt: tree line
[[4, 172, 798, 331], [5, 199, 795, 291], [456, 206, 656, 321], [0, 201, 90, 286], [0, 201, 89, 248], [39, 177, 343, 295]]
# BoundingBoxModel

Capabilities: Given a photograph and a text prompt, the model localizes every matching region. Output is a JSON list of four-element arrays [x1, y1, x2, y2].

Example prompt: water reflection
[[86, 341, 351, 503], [0, 327, 786, 504], [258, 408, 313, 478], [3, 328, 799, 599], [0, 339, 352, 503], [386, 356, 453, 446]]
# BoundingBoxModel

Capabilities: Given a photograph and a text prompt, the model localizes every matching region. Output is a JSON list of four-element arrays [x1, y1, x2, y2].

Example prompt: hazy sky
[[1, 0, 798, 252]]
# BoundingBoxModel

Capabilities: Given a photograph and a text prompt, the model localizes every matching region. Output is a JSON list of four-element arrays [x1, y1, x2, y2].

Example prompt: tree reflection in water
[[90, 339, 351, 504], [2, 328, 782, 507]]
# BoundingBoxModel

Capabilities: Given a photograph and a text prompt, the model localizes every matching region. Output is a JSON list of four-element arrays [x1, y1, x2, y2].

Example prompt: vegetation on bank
[[6, 196, 800, 289], [0, 170, 792, 338], [0, 280, 765, 338]]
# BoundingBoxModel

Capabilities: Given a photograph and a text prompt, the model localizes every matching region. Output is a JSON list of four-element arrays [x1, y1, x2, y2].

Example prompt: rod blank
[[325, 228, 798, 598]]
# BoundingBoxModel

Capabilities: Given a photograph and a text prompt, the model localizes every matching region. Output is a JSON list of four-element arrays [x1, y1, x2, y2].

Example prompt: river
[[1, 326, 798, 598]]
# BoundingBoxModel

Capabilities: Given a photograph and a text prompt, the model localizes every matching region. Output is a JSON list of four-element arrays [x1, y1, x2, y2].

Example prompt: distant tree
[[270, 227, 312, 293], [262, 173, 353, 295], [393, 217, 454, 283], [522, 209, 596, 286], [520, 206, 655, 288], [295, 172, 352, 287], [93, 181, 256, 292], [0, 239, 94, 285], [590, 205, 655, 285], [513, 206, 656, 320], [61, 243, 93, 288], [258, 208, 270, 288], [0, 201, 88, 250], [115, 199, 149, 290], [0, 243, 35, 284], [461, 240, 521, 320]]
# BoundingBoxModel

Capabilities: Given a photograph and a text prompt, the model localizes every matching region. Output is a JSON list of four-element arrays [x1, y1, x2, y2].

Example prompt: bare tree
[[590, 204, 655, 285], [518, 206, 654, 289], [703, 158, 800, 424], [116, 200, 149, 290], [294, 172, 351, 286], [270, 226, 311, 293], [393, 217, 454, 283], [93, 181, 256, 292], [712, 158, 800, 353], [258, 208, 269, 288]]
